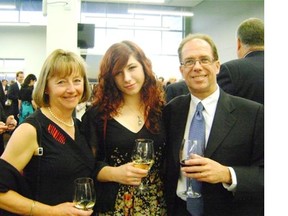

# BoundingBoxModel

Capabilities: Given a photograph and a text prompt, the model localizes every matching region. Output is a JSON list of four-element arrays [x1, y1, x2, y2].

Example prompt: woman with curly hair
[[81, 40, 167, 215]]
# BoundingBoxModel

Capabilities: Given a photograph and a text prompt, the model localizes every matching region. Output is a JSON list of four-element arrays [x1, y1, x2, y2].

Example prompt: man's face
[[179, 39, 220, 99], [17, 73, 25, 84]]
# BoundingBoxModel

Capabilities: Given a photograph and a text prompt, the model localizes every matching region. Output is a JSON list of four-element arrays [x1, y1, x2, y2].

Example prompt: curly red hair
[[93, 40, 165, 133]]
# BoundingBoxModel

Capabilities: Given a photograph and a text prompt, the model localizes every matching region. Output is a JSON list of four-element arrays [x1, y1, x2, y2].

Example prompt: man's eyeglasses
[[181, 57, 214, 68]]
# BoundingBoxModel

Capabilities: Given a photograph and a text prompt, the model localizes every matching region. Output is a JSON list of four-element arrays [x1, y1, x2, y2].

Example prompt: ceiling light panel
[[114, 0, 165, 3], [128, 9, 194, 17]]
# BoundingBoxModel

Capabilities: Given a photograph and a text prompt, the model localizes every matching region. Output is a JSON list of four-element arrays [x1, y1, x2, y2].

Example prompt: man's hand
[[5, 115, 17, 131]]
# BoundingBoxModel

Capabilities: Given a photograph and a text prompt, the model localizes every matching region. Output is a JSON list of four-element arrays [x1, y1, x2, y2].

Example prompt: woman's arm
[[97, 162, 148, 186], [1, 123, 37, 171], [0, 124, 93, 216]]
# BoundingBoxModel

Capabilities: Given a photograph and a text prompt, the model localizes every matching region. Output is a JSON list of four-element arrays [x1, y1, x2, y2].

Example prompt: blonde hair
[[33, 49, 91, 107]]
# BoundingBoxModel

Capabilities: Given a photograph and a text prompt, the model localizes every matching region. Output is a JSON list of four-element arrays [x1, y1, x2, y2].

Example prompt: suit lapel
[[205, 91, 237, 157], [170, 96, 191, 164]]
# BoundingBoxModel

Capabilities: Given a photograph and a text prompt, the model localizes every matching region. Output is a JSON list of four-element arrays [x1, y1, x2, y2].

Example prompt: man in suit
[[163, 33, 264, 216], [7, 71, 25, 122], [0, 80, 7, 115], [0, 79, 9, 115], [165, 80, 190, 102], [217, 18, 264, 104]]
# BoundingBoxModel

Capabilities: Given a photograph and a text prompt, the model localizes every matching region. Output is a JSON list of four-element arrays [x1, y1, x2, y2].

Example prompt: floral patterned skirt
[[98, 171, 167, 216]]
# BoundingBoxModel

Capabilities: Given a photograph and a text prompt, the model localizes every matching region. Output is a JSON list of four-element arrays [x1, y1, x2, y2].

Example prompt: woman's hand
[[117, 162, 148, 185], [98, 162, 148, 186], [38, 202, 93, 216]]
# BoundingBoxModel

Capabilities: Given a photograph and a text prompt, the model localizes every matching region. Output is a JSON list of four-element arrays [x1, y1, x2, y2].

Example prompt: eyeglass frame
[[180, 56, 215, 68]]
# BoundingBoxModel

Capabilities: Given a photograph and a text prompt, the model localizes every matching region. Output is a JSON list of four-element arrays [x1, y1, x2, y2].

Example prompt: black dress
[[81, 106, 167, 216], [23, 110, 95, 205]]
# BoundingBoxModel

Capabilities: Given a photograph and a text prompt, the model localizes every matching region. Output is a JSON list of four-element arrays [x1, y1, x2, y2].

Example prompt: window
[[0, 0, 192, 80], [0, 58, 25, 81], [80, 2, 191, 80]]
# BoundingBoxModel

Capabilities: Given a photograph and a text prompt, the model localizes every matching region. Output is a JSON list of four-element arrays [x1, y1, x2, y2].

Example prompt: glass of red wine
[[179, 139, 202, 198]]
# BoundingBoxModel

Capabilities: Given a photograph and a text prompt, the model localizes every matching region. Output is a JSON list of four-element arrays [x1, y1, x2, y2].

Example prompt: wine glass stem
[[139, 178, 145, 188], [187, 178, 193, 192], [187, 178, 201, 198], [138, 177, 147, 191]]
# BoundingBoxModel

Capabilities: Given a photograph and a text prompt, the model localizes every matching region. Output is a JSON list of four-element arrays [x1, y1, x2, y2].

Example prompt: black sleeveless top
[[23, 109, 95, 205]]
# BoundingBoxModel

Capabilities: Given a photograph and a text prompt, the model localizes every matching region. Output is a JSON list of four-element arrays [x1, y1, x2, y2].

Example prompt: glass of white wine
[[73, 177, 96, 211], [131, 138, 155, 190]]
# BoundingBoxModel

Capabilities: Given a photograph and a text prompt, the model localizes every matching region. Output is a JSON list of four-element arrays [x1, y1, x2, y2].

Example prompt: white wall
[[0, 26, 46, 77]]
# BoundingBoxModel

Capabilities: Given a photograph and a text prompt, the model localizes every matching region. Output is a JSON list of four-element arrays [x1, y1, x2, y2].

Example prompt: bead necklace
[[48, 107, 74, 127]]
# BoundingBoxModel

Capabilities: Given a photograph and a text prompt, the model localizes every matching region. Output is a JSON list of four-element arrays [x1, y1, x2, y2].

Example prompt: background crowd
[[0, 17, 264, 216]]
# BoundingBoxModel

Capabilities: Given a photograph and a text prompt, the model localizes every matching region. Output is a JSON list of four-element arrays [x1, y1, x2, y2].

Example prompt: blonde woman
[[0, 49, 94, 216]]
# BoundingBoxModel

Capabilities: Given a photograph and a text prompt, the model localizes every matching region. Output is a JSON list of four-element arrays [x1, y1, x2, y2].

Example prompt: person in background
[[7, 71, 25, 122], [163, 33, 264, 216], [0, 104, 17, 156], [165, 79, 189, 103], [165, 76, 177, 87], [9, 80, 15, 86], [81, 40, 167, 215], [0, 79, 9, 111], [85, 83, 98, 111], [2, 80, 9, 92], [18, 74, 38, 124], [0, 49, 94, 216], [217, 17, 264, 104], [158, 76, 166, 90]]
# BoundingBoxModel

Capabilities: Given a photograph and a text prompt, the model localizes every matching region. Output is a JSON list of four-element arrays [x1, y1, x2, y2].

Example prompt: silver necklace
[[125, 105, 143, 126], [48, 107, 74, 127], [137, 115, 143, 126]]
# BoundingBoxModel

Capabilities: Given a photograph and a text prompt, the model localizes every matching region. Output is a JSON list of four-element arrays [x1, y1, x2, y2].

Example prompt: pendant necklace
[[137, 115, 143, 126], [125, 105, 143, 126], [48, 107, 74, 127]]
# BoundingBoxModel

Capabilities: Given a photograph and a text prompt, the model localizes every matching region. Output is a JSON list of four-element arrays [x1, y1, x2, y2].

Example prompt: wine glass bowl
[[131, 138, 155, 190], [73, 177, 96, 211]]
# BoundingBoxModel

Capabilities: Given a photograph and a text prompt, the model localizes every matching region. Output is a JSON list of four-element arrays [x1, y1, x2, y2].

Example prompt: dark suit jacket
[[165, 80, 190, 102], [0, 85, 7, 108], [7, 82, 20, 120], [163, 89, 264, 216], [0, 103, 7, 155], [217, 51, 264, 104]]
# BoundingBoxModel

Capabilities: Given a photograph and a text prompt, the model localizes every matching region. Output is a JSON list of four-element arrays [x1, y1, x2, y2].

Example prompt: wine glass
[[179, 139, 204, 198], [73, 177, 96, 211], [131, 138, 155, 191]]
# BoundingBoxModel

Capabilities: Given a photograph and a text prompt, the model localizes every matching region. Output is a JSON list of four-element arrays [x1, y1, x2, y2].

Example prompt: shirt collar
[[16, 81, 21, 89], [190, 85, 220, 115]]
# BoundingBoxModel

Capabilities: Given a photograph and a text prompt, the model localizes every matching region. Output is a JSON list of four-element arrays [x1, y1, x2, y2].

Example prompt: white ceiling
[[83, 0, 204, 7]]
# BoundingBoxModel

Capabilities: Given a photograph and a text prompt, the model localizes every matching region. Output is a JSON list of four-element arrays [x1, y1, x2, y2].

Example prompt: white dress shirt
[[177, 86, 237, 200]]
